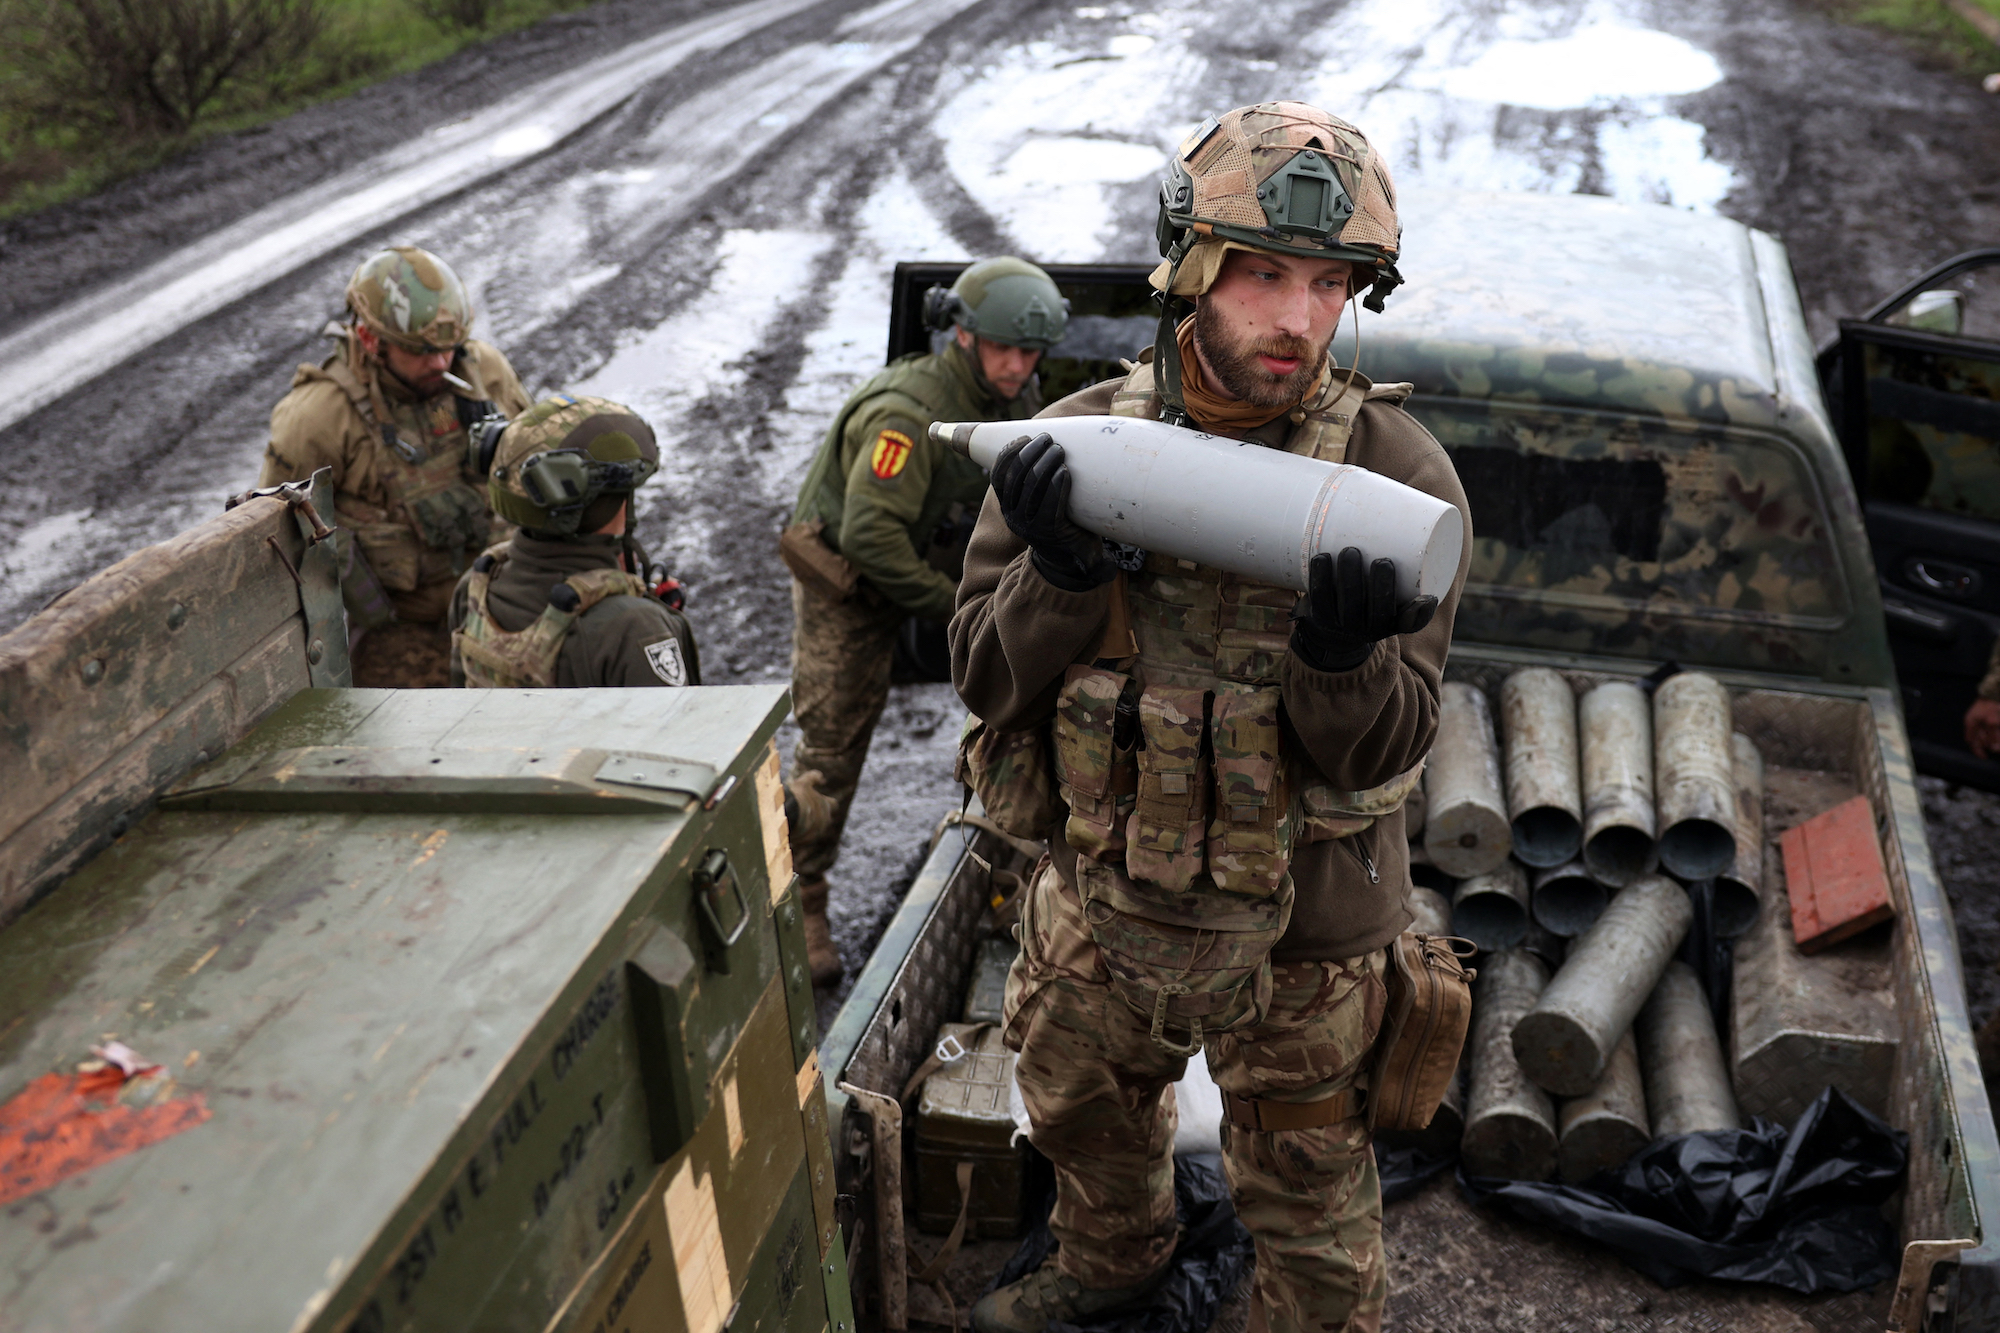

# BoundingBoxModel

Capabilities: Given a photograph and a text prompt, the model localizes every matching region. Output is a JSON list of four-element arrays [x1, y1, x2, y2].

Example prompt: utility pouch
[[1368, 932, 1477, 1134], [779, 520, 860, 602], [406, 481, 492, 552], [1124, 686, 1211, 892], [1052, 665, 1136, 859], [955, 715, 1060, 842], [1077, 858, 1291, 1056], [1206, 685, 1291, 897]]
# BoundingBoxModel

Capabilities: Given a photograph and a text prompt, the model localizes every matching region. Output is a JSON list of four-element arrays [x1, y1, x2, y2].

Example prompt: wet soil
[[0, 0, 1997, 1040], [0, 0, 732, 335]]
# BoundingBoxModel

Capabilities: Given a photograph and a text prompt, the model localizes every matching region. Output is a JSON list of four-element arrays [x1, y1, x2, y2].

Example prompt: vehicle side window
[[1860, 339, 2000, 525], [1410, 400, 1847, 672]]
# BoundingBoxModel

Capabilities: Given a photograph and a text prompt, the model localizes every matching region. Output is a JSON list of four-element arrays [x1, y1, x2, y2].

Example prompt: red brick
[[1780, 794, 1894, 954]]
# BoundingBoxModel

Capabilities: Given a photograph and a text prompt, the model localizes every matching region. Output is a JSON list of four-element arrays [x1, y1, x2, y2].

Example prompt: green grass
[[1819, 0, 2000, 75], [0, 0, 594, 220]]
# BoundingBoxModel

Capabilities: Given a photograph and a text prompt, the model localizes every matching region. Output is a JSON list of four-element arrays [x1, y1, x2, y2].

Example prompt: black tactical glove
[[991, 432, 1116, 592], [1290, 548, 1439, 672]]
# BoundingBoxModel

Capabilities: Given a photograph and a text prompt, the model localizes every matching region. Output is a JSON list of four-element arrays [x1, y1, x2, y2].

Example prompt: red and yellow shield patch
[[870, 429, 913, 480]]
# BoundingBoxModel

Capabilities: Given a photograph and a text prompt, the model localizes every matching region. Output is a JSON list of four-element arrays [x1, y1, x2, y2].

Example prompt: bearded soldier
[[261, 246, 532, 687], [951, 104, 1471, 1332], [781, 257, 1068, 986], [448, 395, 698, 689]]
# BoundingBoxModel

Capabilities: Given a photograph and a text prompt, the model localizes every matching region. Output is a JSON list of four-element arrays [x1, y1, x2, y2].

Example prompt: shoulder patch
[[643, 638, 688, 687], [870, 428, 914, 480]]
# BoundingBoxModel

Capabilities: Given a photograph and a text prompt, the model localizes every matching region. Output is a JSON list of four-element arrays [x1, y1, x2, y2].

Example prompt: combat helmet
[[1147, 102, 1403, 425], [488, 395, 659, 537], [1154, 101, 1403, 310], [923, 257, 1069, 350], [346, 246, 475, 354]]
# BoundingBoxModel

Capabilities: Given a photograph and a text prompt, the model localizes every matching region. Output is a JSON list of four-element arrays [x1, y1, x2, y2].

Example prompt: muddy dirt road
[[0, 0, 1996, 1016]]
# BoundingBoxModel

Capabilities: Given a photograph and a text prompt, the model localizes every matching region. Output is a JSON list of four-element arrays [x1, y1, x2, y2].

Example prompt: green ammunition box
[[0, 685, 839, 1333], [961, 934, 1017, 1025], [914, 1022, 1029, 1238]]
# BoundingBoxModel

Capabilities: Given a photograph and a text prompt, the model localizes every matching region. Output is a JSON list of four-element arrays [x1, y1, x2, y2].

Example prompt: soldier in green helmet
[[951, 103, 1471, 1332], [259, 246, 533, 687], [448, 395, 699, 689], [780, 256, 1068, 986]]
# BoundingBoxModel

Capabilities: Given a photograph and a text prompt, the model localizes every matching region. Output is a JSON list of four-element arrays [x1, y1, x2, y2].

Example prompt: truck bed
[[822, 652, 1997, 1329]]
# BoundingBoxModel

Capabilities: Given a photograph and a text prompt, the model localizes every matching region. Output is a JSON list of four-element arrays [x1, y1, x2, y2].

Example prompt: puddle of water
[[942, 0, 1739, 263], [0, 507, 94, 594], [1420, 23, 1723, 110], [489, 125, 557, 159]]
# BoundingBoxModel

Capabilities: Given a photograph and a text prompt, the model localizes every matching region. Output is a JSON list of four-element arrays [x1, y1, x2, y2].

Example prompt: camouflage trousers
[[1005, 859, 1389, 1331], [788, 577, 903, 878]]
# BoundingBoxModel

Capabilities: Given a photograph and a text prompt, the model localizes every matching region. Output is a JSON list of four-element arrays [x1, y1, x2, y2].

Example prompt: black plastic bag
[[989, 1152, 1253, 1332], [1459, 1087, 1906, 1293], [1377, 1143, 1456, 1203]]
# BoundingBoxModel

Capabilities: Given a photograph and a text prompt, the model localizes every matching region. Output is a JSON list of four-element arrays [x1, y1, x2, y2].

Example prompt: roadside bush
[[407, 0, 495, 33], [0, 0, 325, 137]]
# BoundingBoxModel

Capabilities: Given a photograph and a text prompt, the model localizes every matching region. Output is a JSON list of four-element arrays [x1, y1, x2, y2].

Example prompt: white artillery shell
[[933, 414, 1464, 600]]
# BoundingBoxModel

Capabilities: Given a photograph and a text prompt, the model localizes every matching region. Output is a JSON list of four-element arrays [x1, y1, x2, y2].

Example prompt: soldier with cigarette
[[260, 246, 532, 687], [951, 102, 1472, 1331]]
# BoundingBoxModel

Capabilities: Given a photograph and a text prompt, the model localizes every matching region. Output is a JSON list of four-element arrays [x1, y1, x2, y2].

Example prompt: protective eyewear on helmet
[[517, 448, 658, 531]]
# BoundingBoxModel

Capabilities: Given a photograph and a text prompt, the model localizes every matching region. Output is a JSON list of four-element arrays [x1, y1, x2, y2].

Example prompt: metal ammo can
[[0, 685, 847, 1333]]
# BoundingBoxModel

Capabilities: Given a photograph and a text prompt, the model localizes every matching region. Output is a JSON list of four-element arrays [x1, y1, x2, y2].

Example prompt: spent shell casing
[[1556, 1029, 1650, 1183], [1501, 668, 1583, 868], [1452, 859, 1530, 953], [1531, 859, 1608, 938], [1407, 885, 1454, 938], [1639, 960, 1741, 1136], [1654, 673, 1739, 880], [1580, 682, 1658, 888], [1711, 732, 1765, 939], [1463, 949, 1559, 1180], [1512, 874, 1694, 1096], [1424, 682, 1512, 877]]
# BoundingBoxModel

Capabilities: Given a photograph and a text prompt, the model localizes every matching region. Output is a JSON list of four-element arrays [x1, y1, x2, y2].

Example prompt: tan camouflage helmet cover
[[345, 246, 474, 352], [1154, 101, 1404, 310], [488, 394, 659, 535]]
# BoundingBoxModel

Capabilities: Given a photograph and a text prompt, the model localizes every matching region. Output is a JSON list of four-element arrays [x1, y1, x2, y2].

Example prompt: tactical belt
[[1221, 1087, 1363, 1132]]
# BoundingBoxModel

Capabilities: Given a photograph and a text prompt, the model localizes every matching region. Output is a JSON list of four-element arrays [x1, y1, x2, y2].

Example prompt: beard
[[1192, 299, 1330, 409]]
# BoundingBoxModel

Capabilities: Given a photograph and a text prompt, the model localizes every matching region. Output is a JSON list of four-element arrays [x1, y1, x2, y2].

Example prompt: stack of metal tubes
[[1390, 668, 1768, 1182]]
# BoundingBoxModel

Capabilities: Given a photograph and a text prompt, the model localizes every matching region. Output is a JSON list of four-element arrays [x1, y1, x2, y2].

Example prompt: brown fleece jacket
[[947, 371, 1472, 961]]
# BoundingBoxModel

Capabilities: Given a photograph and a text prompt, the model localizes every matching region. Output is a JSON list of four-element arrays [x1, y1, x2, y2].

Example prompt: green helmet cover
[[346, 246, 474, 353], [941, 257, 1069, 350]]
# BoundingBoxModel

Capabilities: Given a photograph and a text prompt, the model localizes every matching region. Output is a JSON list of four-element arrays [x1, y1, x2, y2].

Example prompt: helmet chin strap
[[1338, 287, 1364, 401], [1153, 239, 1195, 428]]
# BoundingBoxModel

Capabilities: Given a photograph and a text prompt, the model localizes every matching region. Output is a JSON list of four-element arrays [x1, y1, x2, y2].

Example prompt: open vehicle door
[[1820, 248, 2000, 791]]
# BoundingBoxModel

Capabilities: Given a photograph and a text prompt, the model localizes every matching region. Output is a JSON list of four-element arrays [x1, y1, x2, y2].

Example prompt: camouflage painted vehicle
[[0, 477, 850, 1332], [829, 194, 2000, 1331]]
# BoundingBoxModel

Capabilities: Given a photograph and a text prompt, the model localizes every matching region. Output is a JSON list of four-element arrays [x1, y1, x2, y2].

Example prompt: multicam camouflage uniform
[[1006, 858, 1390, 1329], [955, 104, 1468, 1333], [260, 248, 530, 686]]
